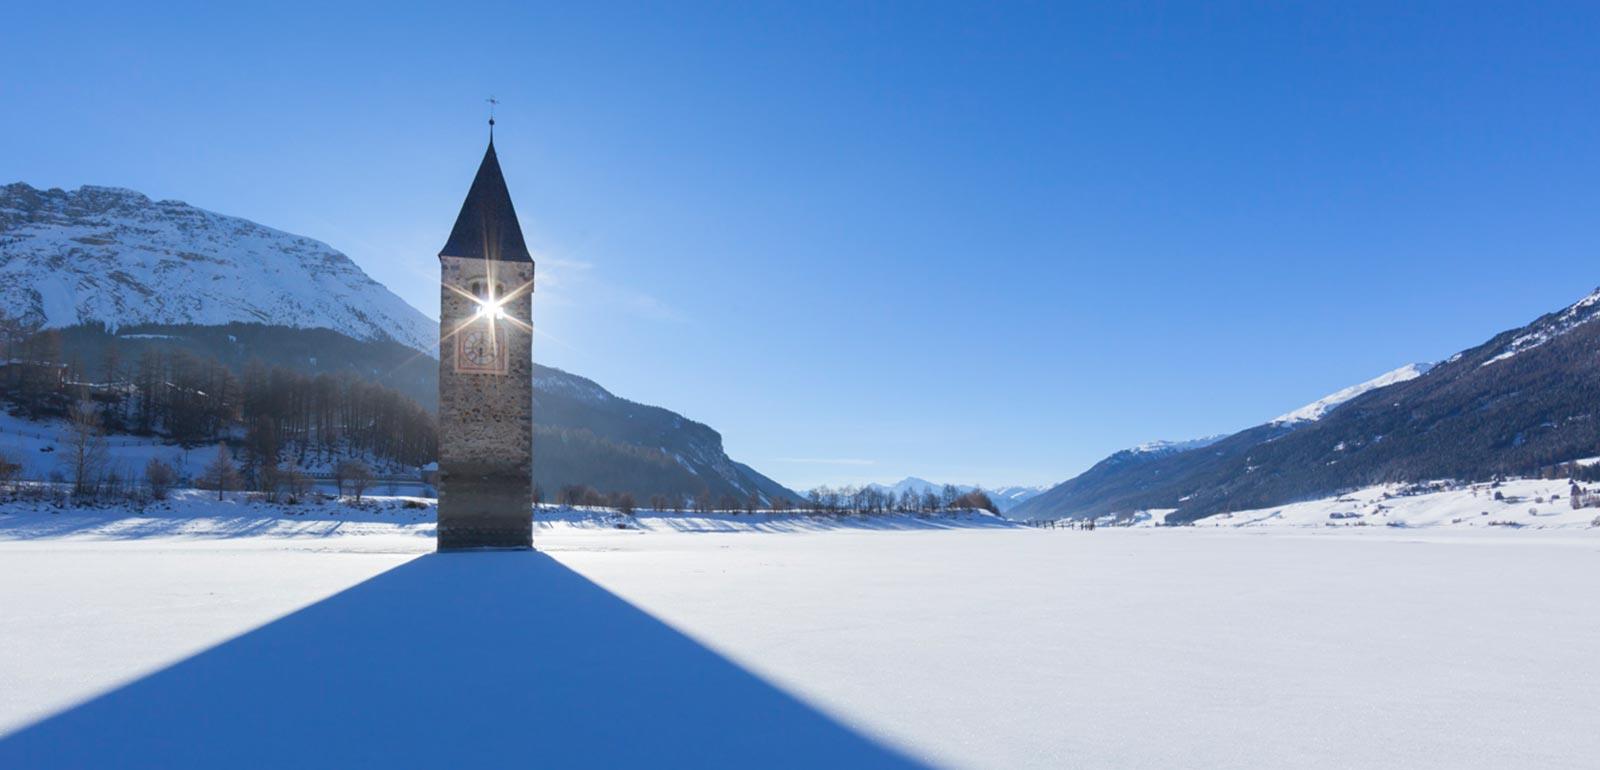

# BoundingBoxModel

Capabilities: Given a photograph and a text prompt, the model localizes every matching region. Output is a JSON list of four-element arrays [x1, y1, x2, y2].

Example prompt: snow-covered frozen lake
[[1, 505, 1596, 768]]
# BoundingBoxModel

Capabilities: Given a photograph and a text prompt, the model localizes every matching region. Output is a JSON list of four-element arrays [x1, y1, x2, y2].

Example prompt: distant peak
[[75, 185, 150, 200], [1129, 435, 1226, 454], [2, 182, 156, 211], [1480, 286, 1600, 368], [1272, 363, 1433, 425]]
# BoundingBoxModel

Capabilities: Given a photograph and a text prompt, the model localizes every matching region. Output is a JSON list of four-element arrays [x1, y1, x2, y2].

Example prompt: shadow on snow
[[0, 551, 928, 769]]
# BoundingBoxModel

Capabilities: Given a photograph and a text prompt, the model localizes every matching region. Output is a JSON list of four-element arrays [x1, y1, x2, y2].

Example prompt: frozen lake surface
[[1, 508, 1596, 768]]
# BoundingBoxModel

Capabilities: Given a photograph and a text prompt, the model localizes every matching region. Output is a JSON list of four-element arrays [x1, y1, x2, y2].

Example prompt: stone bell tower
[[436, 132, 536, 550]]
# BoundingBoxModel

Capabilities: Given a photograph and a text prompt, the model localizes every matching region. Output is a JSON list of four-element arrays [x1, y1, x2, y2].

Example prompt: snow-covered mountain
[[986, 485, 1047, 511], [0, 183, 435, 352], [1012, 285, 1600, 522], [1478, 286, 1600, 367], [1, 181, 801, 503], [1103, 366, 1435, 463], [1114, 366, 1434, 461], [862, 477, 1044, 512], [1270, 363, 1433, 424], [864, 477, 953, 498], [1129, 435, 1226, 455]]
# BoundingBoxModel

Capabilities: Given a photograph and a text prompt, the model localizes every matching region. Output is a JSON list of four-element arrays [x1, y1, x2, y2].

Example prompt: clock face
[[456, 325, 507, 374], [463, 329, 495, 365]]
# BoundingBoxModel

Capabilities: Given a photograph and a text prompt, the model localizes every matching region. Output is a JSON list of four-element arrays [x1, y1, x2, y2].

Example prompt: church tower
[[436, 134, 536, 550]]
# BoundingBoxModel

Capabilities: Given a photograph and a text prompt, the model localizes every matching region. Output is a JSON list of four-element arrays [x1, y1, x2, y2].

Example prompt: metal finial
[[486, 96, 499, 140]]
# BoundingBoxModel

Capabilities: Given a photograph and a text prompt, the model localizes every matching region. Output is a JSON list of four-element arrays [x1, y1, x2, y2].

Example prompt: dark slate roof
[[438, 141, 533, 262]]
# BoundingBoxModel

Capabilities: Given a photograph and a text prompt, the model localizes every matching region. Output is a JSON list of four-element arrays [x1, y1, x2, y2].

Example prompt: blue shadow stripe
[[0, 552, 930, 769]]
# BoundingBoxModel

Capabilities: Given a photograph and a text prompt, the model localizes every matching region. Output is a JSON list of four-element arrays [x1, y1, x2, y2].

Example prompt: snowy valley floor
[[1, 499, 1597, 768]]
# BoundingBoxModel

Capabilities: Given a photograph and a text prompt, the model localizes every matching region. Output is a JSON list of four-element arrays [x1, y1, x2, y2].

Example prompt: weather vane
[[487, 96, 499, 139]]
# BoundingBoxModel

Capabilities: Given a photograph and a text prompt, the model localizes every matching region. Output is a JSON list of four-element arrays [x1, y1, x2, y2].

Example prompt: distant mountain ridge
[[861, 477, 1044, 513], [0, 183, 435, 351], [1270, 363, 1433, 424], [1011, 287, 1600, 522], [1130, 435, 1226, 455], [1007, 366, 1435, 521]]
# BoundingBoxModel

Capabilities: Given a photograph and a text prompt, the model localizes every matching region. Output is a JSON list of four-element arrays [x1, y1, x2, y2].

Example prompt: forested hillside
[[1013, 288, 1600, 522], [0, 320, 798, 504]]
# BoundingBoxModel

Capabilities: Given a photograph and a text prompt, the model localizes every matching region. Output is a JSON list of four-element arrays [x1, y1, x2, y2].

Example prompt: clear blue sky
[[5, 2, 1599, 490]]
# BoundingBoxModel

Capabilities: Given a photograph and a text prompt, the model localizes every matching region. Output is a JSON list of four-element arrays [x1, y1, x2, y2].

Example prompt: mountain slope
[[44, 321, 800, 505], [1010, 370, 1430, 522], [1006, 429, 1278, 521], [1270, 363, 1432, 424], [0, 183, 435, 351], [1129, 435, 1227, 455], [1013, 287, 1600, 523], [3, 182, 798, 503], [530, 362, 800, 503]]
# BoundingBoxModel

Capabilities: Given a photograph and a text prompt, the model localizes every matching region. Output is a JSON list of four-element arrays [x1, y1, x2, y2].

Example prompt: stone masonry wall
[[438, 256, 535, 549]]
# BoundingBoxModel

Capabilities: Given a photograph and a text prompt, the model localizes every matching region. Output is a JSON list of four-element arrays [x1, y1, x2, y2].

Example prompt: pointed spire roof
[[439, 140, 533, 262]]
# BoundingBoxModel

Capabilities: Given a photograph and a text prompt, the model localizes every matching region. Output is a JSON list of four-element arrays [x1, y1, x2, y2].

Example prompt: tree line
[[804, 484, 998, 515], [545, 482, 1000, 516], [1, 322, 436, 481]]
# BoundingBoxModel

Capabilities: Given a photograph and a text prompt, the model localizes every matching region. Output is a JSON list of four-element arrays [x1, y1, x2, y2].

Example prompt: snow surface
[[1, 498, 1597, 768], [0, 410, 419, 482], [1191, 478, 1600, 530], [0, 183, 436, 352], [1271, 363, 1433, 424], [0, 410, 208, 481]]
